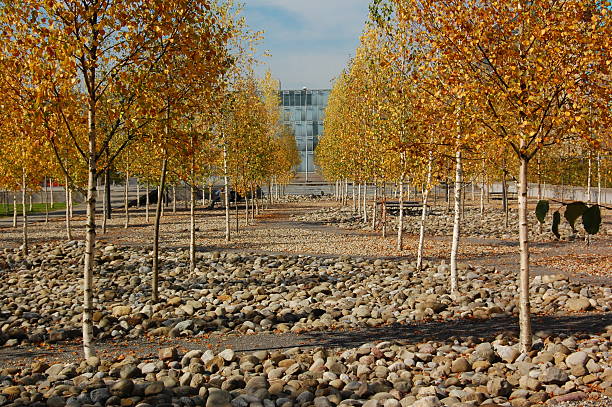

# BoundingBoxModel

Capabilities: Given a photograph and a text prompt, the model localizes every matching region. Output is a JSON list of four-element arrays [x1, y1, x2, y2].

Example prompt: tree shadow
[[225, 313, 612, 352]]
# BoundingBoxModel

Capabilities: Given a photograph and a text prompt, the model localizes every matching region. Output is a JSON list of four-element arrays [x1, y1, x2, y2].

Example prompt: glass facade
[[280, 89, 330, 173]]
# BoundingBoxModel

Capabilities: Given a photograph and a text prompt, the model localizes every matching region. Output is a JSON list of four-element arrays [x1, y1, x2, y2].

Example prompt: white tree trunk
[[597, 152, 601, 206], [450, 149, 462, 296], [189, 180, 196, 273], [172, 185, 177, 213], [145, 182, 150, 223], [21, 168, 28, 256], [352, 182, 356, 212], [152, 157, 168, 302], [397, 175, 405, 251], [50, 178, 54, 208], [362, 183, 368, 223], [136, 180, 140, 208], [82, 105, 97, 359], [65, 176, 72, 240], [357, 183, 362, 216], [586, 155, 592, 204], [124, 170, 129, 228], [12, 193, 17, 228], [223, 145, 230, 241], [518, 149, 532, 352], [371, 184, 378, 229], [44, 177, 49, 223], [417, 153, 433, 271], [480, 166, 485, 217]]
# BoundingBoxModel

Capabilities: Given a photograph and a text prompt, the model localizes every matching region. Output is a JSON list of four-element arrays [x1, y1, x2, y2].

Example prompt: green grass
[[0, 202, 67, 217]]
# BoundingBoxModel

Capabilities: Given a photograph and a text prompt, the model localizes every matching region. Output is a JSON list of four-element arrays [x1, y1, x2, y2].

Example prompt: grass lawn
[[0, 202, 67, 217]]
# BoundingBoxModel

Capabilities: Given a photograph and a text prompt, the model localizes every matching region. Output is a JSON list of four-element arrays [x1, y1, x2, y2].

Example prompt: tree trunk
[[352, 182, 356, 213], [172, 185, 177, 213], [406, 180, 411, 201], [586, 155, 592, 204], [253, 186, 259, 217], [244, 194, 249, 225], [397, 173, 405, 251], [104, 168, 111, 221], [450, 149, 462, 296], [597, 152, 601, 206], [417, 152, 433, 271], [102, 176, 107, 234], [136, 180, 140, 209], [44, 176, 49, 223], [344, 179, 349, 206], [537, 158, 542, 201], [65, 176, 72, 240], [28, 193, 33, 212], [357, 182, 362, 216], [223, 145, 230, 241], [362, 183, 368, 223], [371, 183, 378, 229], [502, 172, 509, 227], [82, 102, 98, 359], [189, 180, 196, 273], [480, 164, 485, 218], [145, 181, 150, 223], [12, 193, 17, 228], [50, 178, 54, 208], [235, 194, 239, 233], [21, 168, 28, 256], [124, 170, 129, 228], [152, 157, 168, 302], [268, 180, 272, 207], [518, 149, 532, 353]]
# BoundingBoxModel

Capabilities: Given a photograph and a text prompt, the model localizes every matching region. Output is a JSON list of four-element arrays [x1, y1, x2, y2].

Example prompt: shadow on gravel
[[226, 313, 612, 352]]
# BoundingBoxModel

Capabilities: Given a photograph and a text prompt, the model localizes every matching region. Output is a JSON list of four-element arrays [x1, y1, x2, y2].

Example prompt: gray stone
[[47, 395, 66, 407], [540, 366, 568, 384], [565, 351, 588, 368], [565, 297, 591, 312], [90, 388, 111, 404], [219, 349, 236, 362], [111, 379, 134, 397], [412, 396, 441, 407], [206, 388, 232, 407], [144, 381, 164, 396]]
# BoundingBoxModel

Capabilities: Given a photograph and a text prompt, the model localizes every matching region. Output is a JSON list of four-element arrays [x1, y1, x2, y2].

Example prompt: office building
[[280, 89, 330, 178]]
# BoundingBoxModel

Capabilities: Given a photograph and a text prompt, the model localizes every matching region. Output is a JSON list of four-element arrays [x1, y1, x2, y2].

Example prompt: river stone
[[47, 395, 66, 407], [451, 358, 471, 373], [159, 347, 178, 361], [90, 388, 111, 404], [144, 381, 165, 396], [206, 388, 231, 407], [111, 379, 134, 397], [412, 396, 441, 407], [540, 366, 568, 384], [565, 351, 588, 368], [565, 297, 591, 312], [112, 305, 132, 317], [219, 349, 236, 362]]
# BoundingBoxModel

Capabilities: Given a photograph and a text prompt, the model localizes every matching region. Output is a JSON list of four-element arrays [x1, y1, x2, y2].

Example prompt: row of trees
[[316, 0, 610, 352], [0, 0, 298, 357]]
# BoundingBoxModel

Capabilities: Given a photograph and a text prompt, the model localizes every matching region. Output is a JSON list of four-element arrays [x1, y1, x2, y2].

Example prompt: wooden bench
[[379, 200, 429, 216], [489, 191, 517, 200]]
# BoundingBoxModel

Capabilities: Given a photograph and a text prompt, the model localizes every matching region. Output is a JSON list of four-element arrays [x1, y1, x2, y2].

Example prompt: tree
[[393, 0, 610, 351], [1, 0, 233, 358]]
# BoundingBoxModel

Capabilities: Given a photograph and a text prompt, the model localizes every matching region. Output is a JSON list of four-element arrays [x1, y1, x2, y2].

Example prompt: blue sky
[[242, 0, 372, 90]]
